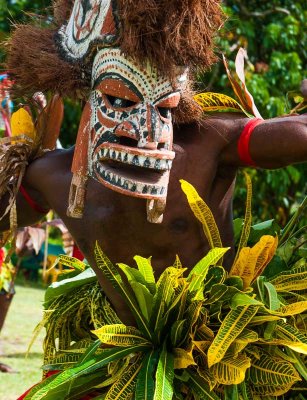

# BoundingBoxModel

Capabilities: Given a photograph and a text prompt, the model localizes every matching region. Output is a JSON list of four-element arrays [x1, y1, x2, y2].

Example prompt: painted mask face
[[88, 48, 187, 199]]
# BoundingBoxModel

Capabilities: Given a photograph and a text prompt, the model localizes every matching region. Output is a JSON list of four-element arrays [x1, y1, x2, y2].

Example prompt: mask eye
[[158, 107, 171, 119], [105, 94, 137, 109]]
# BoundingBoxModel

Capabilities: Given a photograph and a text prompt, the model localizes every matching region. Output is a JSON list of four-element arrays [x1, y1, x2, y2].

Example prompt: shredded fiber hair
[[117, 0, 224, 76], [53, 0, 74, 25], [7, 24, 87, 99]]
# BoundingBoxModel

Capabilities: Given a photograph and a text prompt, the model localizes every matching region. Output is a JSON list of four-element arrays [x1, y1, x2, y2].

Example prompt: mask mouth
[[92, 143, 175, 198]]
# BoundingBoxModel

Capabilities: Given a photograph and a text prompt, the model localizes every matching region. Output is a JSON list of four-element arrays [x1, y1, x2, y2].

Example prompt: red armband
[[19, 185, 50, 214], [238, 118, 264, 166]]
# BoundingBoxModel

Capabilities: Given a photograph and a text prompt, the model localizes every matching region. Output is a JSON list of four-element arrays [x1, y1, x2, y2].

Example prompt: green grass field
[[0, 284, 45, 400]]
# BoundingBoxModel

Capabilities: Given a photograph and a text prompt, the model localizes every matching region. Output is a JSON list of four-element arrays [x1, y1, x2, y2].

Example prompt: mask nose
[[114, 103, 172, 149], [142, 104, 161, 143], [138, 104, 171, 149]]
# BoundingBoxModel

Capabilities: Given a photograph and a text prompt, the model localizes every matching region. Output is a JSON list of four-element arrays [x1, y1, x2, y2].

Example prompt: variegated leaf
[[232, 172, 252, 268], [58, 255, 86, 271], [96, 358, 130, 388], [134, 256, 156, 294], [135, 350, 159, 400], [196, 324, 215, 341], [286, 348, 307, 381], [223, 49, 262, 118], [276, 321, 307, 354], [252, 382, 297, 397], [173, 255, 182, 269], [269, 265, 307, 292], [187, 370, 220, 400], [92, 324, 151, 347], [264, 281, 280, 311], [250, 315, 282, 326], [149, 268, 180, 338], [187, 248, 229, 293], [231, 236, 278, 290], [210, 353, 251, 385], [153, 343, 174, 400], [251, 236, 278, 284], [118, 263, 149, 289], [250, 352, 301, 391], [95, 243, 152, 340], [229, 328, 259, 356], [173, 348, 196, 369], [238, 381, 253, 400], [197, 368, 217, 391], [129, 281, 154, 321], [229, 247, 255, 289], [230, 292, 263, 309], [29, 346, 148, 400], [105, 356, 143, 400], [207, 305, 259, 367], [192, 340, 211, 356], [275, 301, 307, 316], [170, 320, 186, 347], [194, 92, 248, 114]]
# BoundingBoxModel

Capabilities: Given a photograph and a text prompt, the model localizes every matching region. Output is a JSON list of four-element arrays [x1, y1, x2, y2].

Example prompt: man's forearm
[[248, 115, 307, 169]]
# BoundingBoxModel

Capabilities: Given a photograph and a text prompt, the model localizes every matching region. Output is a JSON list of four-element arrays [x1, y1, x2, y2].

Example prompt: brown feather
[[41, 94, 65, 150]]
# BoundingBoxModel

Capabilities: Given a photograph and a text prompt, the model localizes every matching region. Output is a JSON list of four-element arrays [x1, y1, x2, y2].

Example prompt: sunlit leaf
[[58, 255, 86, 271], [223, 49, 262, 118], [180, 179, 222, 249], [275, 301, 307, 317], [92, 324, 151, 347], [194, 92, 249, 115], [188, 248, 229, 293], [153, 343, 174, 400], [134, 256, 156, 294], [130, 281, 154, 321], [11, 107, 37, 141]]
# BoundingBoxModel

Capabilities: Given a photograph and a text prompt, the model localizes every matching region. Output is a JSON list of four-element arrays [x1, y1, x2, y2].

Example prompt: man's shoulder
[[25, 147, 74, 186], [31, 147, 74, 169], [175, 113, 249, 148]]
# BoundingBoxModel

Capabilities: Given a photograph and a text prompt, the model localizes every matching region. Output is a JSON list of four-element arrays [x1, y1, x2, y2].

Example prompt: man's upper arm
[[220, 115, 307, 169]]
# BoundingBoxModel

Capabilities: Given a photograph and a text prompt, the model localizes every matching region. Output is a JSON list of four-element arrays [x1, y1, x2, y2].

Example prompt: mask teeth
[[99, 149, 172, 171], [99, 165, 166, 195]]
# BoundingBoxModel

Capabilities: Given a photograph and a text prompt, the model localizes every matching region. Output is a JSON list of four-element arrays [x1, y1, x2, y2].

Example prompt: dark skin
[[1, 113, 307, 324]]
